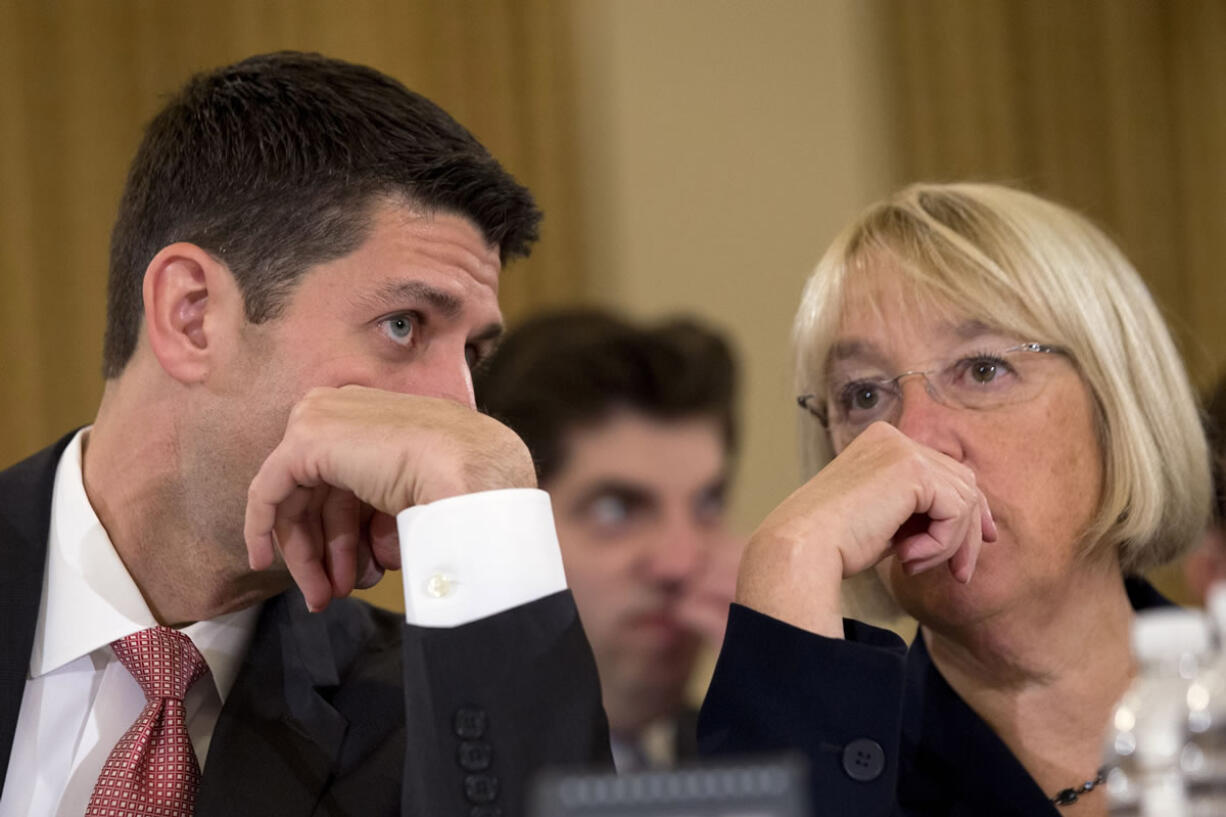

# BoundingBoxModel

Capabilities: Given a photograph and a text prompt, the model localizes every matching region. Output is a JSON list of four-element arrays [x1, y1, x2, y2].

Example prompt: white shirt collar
[[30, 428, 259, 701]]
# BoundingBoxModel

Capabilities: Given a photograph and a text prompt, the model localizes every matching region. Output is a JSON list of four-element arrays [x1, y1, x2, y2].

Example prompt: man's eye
[[380, 314, 416, 346], [588, 495, 630, 528], [694, 488, 726, 524], [465, 344, 479, 370]]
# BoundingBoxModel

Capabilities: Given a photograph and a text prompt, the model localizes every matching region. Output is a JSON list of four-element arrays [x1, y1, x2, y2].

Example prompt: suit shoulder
[[0, 430, 78, 553]]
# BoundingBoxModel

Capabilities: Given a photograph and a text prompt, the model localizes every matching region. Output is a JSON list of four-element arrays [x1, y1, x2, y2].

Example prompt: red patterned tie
[[85, 626, 209, 817]]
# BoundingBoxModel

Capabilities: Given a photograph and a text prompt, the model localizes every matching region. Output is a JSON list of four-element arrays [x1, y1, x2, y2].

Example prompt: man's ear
[[142, 242, 243, 384]]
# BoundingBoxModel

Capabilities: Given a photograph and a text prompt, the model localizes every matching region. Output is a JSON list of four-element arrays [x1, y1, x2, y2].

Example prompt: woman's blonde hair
[[794, 183, 1210, 608]]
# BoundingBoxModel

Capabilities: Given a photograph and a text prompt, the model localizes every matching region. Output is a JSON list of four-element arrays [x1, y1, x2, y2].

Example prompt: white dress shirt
[[610, 719, 686, 773], [0, 429, 566, 817]]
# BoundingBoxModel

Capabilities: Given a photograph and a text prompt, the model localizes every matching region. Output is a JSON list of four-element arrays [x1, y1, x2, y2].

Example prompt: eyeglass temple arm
[[796, 394, 829, 426]]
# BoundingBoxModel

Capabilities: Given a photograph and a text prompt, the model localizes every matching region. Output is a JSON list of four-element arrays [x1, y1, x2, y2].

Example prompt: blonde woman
[[698, 183, 1211, 816]]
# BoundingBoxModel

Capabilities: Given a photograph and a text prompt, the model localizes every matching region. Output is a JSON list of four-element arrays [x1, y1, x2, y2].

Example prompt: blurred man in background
[[1185, 376, 1226, 604], [475, 310, 742, 771]]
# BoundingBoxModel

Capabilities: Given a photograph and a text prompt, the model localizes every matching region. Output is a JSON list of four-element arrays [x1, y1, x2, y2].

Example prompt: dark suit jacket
[[698, 579, 1169, 816], [0, 434, 611, 816]]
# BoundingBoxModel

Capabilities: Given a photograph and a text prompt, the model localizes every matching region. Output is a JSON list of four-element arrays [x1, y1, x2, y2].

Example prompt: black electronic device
[[531, 757, 808, 817]]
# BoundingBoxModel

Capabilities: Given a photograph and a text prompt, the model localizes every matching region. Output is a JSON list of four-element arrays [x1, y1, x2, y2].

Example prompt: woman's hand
[[735, 422, 996, 637]]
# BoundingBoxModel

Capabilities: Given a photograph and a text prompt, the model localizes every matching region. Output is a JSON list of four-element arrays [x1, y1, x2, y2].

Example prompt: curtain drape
[[883, 0, 1226, 388], [881, 0, 1226, 604], [0, 0, 587, 467]]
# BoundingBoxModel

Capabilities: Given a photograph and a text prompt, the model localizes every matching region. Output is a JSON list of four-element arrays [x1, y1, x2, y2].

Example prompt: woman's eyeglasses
[[797, 342, 1068, 445]]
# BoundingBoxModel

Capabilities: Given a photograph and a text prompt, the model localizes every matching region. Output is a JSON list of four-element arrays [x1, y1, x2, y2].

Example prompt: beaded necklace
[[1051, 767, 1107, 807]]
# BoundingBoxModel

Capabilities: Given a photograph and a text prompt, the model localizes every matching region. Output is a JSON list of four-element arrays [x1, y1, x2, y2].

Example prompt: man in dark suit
[[473, 311, 741, 772], [0, 52, 609, 817]]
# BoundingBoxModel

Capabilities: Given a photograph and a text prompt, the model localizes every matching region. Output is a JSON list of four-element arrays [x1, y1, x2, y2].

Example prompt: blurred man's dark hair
[[104, 50, 540, 378], [1205, 377, 1226, 523], [1182, 374, 1226, 604], [474, 309, 737, 482]]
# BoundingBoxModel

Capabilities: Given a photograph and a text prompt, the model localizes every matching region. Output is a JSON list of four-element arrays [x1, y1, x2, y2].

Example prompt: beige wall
[[568, 0, 900, 534]]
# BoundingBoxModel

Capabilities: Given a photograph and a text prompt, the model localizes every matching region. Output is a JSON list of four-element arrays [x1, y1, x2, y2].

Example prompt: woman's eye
[[847, 384, 881, 411], [381, 315, 415, 346], [966, 357, 1007, 384]]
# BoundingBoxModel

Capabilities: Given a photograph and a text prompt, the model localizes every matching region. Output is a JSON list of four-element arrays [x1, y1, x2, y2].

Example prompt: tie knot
[[110, 626, 208, 702]]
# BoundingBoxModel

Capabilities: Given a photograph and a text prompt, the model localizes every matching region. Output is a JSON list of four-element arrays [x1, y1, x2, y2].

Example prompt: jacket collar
[[196, 588, 350, 816], [0, 432, 79, 795]]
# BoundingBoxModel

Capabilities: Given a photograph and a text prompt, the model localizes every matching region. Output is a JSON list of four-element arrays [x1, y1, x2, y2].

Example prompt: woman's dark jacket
[[698, 578, 1169, 816]]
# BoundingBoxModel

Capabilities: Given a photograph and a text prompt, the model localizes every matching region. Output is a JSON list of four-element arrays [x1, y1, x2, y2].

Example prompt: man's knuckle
[[287, 401, 311, 429], [291, 388, 334, 424]]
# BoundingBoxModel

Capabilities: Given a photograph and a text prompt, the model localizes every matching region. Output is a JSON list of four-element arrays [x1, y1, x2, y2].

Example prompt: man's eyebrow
[[692, 474, 730, 509], [362, 281, 463, 318], [700, 473, 729, 497], [471, 322, 503, 345], [570, 480, 655, 511]]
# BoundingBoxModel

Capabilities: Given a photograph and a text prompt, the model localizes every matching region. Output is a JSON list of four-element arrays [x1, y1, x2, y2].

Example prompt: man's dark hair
[[103, 51, 541, 378], [1206, 376, 1226, 523], [474, 309, 737, 483]]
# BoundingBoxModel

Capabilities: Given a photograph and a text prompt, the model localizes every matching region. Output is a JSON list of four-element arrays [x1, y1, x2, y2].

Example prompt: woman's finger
[[947, 526, 981, 583]]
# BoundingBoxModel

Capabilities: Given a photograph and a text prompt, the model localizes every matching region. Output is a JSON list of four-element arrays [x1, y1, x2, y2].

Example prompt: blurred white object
[[1182, 582, 1226, 815], [1105, 608, 1211, 817]]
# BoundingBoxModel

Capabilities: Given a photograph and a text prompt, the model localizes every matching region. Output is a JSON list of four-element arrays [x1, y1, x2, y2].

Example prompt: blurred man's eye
[[588, 494, 630, 528], [694, 484, 727, 524]]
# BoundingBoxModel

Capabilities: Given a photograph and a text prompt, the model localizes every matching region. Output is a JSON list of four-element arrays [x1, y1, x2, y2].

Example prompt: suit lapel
[[0, 433, 77, 795], [197, 590, 348, 817]]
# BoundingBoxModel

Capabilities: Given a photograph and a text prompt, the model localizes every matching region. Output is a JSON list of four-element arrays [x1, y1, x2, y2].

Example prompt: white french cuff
[[397, 488, 568, 628]]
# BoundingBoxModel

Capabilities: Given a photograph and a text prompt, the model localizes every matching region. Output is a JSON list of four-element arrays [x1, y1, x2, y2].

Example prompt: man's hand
[[244, 385, 538, 612], [735, 422, 996, 638]]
